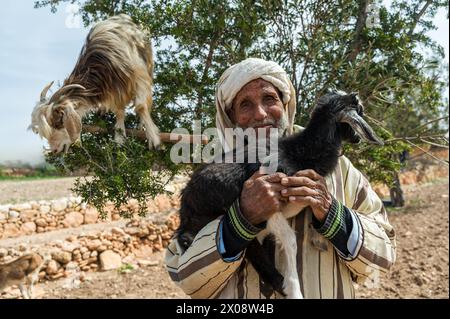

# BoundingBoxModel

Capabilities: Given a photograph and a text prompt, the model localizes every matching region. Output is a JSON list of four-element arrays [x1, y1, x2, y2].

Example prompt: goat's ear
[[63, 107, 82, 143], [50, 106, 65, 129]]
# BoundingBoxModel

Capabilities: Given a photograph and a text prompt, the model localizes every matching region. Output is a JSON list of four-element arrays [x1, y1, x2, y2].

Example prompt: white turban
[[215, 58, 297, 150]]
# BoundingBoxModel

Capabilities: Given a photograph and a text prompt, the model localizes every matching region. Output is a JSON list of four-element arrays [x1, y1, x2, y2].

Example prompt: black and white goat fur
[[29, 14, 160, 153], [177, 90, 383, 299]]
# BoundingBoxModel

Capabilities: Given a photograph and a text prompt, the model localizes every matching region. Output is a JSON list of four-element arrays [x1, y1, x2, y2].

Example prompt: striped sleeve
[[338, 156, 397, 285], [313, 197, 361, 258], [164, 217, 244, 298]]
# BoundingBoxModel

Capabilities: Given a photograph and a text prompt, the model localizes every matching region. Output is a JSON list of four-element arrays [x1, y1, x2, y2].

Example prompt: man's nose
[[253, 103, 268, 121]]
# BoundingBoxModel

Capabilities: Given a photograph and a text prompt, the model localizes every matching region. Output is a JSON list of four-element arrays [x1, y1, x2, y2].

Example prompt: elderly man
[[165, 58, 396, 299]]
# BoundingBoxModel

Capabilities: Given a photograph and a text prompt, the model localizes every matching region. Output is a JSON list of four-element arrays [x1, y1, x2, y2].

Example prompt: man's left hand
[[280, 169, 332, 223]]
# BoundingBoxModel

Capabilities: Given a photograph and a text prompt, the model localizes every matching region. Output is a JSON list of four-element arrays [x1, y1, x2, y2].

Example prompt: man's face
[[229, 78, 287, 136]]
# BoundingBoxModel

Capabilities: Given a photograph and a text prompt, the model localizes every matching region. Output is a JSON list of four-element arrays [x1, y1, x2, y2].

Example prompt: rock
[[3, 223, 20, 238], [124, 227, 139, 236], [0, 212, 6, 221], [164, 184, 176, 193], [82, 251, 91, 260], [112, 214, 121, 221], [50, 273, 65, 280], [46, 260, 60, 275], [20, 210, 38, 222], [63, 212, 84, 228], [0, 205, 10, 214], [111, 227, 126, 236], [65, 261, 79, 271], [11, 203, 32, 212], [155, 195, 172, 212], [52, 199, 68, 212], [8, 211, 19, 219], [35, 218, 48, 227], [18, 244, 27, 252], [52, 251, 72, 264], [84, 208, 99, 224], [87, 239, 102, 251], [133, 246, 153, 259], [99, 250, 122, 271], [66, 236, 78, 242], [40, 205, 51, 214], [97, 245, 107, 252], [0, 248, 8, 257], [20, 222, 37, 235], [80, 246, 88, 254], [61, 242, 80, 252], [137, 259, 159, 267], [125, 227, 149, 237]]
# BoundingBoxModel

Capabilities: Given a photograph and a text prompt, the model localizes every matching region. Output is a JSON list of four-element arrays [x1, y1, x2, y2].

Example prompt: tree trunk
[[347, 0, 370, 62], [389, 172, 405, 207]]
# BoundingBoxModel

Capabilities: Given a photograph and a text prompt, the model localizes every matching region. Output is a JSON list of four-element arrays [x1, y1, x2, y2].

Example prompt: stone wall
[[0, 176, 187, 240], [0, 214, 180, 283]]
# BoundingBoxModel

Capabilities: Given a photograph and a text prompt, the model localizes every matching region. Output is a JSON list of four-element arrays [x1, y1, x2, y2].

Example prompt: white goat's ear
[[50, 106, 65, 129], [63, 107, 82, 143]]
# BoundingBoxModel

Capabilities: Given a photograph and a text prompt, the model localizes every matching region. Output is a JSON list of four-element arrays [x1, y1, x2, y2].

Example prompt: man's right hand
[[239, 171, 287, 225]]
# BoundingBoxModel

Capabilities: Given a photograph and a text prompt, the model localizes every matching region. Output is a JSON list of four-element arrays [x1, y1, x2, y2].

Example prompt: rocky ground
[[0, 176, 448, 299]]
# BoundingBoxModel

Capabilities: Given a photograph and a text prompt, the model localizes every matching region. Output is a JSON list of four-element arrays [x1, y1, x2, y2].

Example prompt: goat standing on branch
[[29, 14, 160, 153]]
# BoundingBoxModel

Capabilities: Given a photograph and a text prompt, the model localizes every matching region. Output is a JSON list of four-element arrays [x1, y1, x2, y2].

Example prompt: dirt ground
[[1, 177, 448, 299], [0, 177, 78, 204], [41, 179, 449, 299]]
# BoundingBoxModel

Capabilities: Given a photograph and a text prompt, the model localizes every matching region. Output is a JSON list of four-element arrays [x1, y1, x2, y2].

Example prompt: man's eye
[[264, 96, 276, 103]]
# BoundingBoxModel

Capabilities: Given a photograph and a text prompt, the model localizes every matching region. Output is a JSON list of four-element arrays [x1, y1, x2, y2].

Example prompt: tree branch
[[407, 0, 433, 37], [82, 125, 209, 144]]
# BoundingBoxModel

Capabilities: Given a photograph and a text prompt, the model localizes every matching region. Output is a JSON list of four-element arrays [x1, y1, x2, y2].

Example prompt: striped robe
[[164, 151, 396, 299]]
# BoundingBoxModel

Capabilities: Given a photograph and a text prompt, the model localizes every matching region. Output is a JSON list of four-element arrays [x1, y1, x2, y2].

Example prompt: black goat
[[177, 90, 383, 298]]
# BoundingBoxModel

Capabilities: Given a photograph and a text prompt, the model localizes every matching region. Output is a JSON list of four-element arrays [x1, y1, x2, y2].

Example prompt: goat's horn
[[49, 84, 86, 103], [40, 81, 54, 102]]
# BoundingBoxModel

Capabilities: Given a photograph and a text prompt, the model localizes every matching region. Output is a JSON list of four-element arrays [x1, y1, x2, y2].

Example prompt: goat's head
[[314, 89, 384, 146], [29, 81, 84, 153]]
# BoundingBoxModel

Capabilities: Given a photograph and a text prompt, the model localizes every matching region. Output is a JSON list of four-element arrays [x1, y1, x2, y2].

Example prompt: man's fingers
[[260, 172, 287, 183], [245, 171, 286, 189], [281, 186, 318, 197], [294, 169, 322, 181], [288, 195, 320, 206], [280, 176, 316, 188]]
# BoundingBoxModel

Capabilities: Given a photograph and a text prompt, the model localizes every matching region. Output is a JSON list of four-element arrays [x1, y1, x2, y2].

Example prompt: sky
[[0, 0, 448, 165]]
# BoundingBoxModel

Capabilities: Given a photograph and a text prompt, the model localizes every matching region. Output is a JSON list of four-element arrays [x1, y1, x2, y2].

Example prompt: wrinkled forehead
[[232, 78, 281, 107]]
